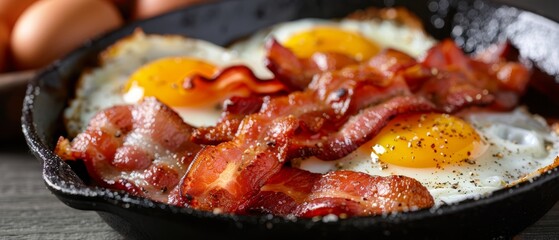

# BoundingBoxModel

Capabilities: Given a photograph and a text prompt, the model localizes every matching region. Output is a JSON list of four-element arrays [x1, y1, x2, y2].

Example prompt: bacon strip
[[245, 167, 434, 217], [180, 115, 299, 213], [179, 40, 530, 214], [191, 65, 287, 93], [192, 96, 264, 145], [195, 48, 418, 147], [179, 49, 432, 211], [182, 65, 287, 107], [306, 95, 435, 160], [57, 37, 531, 218], [266, 39, 358, 91], [295, 171, 434, 217], [244, 167, 320, 215], [56, 98, 201, 204], [416, 39, 530, 112]]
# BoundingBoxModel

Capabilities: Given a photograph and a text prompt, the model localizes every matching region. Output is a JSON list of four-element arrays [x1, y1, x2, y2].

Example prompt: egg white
[[63, 21, 559, 209], [66, 16, 438, 137], [293, 108, 559, 206], [230, 17, 437, 77], [64, 31, 252, 137]]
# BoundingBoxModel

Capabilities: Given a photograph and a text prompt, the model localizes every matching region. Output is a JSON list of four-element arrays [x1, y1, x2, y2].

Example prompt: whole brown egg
[[11, 0, 124, 70]]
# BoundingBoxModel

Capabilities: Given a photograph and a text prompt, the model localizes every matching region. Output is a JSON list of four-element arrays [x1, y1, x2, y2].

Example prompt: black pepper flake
[[492, 153, 504, 159], [463, 159, 476, 165]]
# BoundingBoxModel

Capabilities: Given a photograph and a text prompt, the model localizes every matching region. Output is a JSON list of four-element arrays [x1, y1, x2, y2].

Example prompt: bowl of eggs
[[21, 0, 559, 239], [0, 0, 203, 144]]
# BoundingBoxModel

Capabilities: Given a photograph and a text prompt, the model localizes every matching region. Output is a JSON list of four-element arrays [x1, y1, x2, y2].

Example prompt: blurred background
[[0, 0, 556, 74], [0, 0, 206, 149], [0, 0, 209, 73]]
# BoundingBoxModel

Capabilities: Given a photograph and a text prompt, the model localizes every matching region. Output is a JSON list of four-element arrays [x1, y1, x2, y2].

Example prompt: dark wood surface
[[0, 151, 123, 239], [1, 150, 558, 239]]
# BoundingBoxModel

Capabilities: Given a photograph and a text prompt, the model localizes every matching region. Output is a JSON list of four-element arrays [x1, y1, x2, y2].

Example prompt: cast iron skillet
[[21, 0, 559, 239]]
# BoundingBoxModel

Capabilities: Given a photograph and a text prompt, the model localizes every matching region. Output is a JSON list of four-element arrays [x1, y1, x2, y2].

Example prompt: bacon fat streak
[[56, 98, 201, 204]]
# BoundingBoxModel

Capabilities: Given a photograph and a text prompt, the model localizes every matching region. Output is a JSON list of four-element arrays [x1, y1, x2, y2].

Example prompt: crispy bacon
[[471, 42, 530, 108], [196, 49, 418, 147], [178, 40, 530, 214], [416, 39, 530, 112], [266, 39, 358, 91], [55, 98, 201, 204], [244, 167, 320, 215], [182, 65, 287, 107], [289, 50, 428, 158], [179, 49, 432, 211], [295, 171, 434, 217], [305, 95, 435, 160], [180, 115, 299, 213], [245, 167, 434, 217], [57, 34, 532, 218], [192, 96, 264, 145]]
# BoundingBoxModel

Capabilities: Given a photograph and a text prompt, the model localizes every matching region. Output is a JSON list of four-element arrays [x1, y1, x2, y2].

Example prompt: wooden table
[[0, 149, 122, 239], [1, 146, 558, 239]]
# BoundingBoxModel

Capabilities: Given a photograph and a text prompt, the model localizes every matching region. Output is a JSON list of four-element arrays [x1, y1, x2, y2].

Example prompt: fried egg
[[64, 30, 266, 137], [66, 13, 438, 137], [230, 17, 437, 78], [294, 108, 559, 206], [62, 9, 559, 211]]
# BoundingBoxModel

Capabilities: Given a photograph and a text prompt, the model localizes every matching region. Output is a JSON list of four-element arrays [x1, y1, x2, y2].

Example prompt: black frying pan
[[21, 0, 559, 239]]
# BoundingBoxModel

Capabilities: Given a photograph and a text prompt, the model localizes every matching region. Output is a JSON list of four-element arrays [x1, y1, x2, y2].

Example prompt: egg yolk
[[123, 57, 219, 107], [282, 27, 380, 61], [364, 113, 485, 168]]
